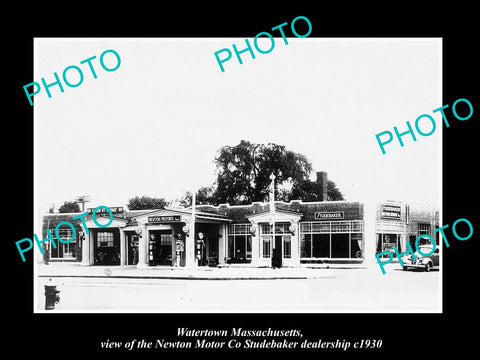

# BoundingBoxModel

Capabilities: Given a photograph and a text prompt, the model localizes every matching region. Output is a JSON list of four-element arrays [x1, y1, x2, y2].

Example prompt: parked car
[[402, 245, 439, 271]]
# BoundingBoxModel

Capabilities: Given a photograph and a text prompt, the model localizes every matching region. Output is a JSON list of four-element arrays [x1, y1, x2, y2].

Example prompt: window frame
[[227, 223, 253, 260], [299, 220, 364, 259], [97, 231, 115, 248], [48, 226, 76, 259]]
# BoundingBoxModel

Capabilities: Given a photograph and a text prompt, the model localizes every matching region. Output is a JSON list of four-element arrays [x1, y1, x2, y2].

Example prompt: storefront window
[[228, 236, 235, 259], [300, 221, 363, 259], [331, 221, 350, 232], [376, 233, 400, 257], [275, 223, 290, 234], [227, 224, 252, 263], [261, 224, 272, 234], [312, 233, 330, 257], [300, 234, 312, 258], [235, 235, 246, 259], [350, 233, 363, 258], [262, 236, 272, 258], [312, 222, 331, 233], [283, 236, 291, 258], [260, 223, 290, 234], [50, 227, 75, 259], [247, 237, 252, 259], [331, 233, 349, 258]]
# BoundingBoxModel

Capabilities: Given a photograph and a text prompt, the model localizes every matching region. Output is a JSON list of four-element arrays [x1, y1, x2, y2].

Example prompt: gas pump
[[196, 232, 206, 266], [175, 233, 185, 267]]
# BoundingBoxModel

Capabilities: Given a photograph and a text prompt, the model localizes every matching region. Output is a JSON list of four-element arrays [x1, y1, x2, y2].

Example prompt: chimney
[[316, 171, 328, 201]]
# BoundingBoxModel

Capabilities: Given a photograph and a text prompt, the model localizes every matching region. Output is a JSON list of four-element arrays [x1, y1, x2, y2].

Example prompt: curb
[[37, 274, 333, 280]]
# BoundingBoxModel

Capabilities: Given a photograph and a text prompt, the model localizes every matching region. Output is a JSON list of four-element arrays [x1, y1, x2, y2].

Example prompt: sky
[[34, 38, 441, 225]]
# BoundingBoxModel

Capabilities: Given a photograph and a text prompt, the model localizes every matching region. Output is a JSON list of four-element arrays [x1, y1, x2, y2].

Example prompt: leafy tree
[[174, 141, 344, 206], [206, 140, 344, 205], [326, 180, 344, 201], [212, 141, 314, 205], [127, 196, 167, 210], [179, 186, 216, 207], [58, 201, 81, 213], [277, 178, 344, 202]]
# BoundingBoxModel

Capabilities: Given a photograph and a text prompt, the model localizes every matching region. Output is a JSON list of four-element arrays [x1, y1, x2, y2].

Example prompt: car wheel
[[402, 266, 408, 271], [425, 262, 432, 272]]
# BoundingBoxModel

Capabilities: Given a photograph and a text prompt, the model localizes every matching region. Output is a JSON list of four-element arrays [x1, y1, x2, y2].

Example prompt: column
[[250, 221, 259, 266], [363, 200, 378, 269], [218, 224, 226, 265], [81, 226, 90, 266], [291, 221, 300, 267], [184, 220, 198, 268], [184, 233, 197, 268], [136, 224, 149, 268], [119, 228, 126, 266], [89, 229, 95, 265]]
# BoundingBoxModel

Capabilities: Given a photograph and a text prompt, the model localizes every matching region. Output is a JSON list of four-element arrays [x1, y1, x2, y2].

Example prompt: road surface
[[36, 266, 440, 312]]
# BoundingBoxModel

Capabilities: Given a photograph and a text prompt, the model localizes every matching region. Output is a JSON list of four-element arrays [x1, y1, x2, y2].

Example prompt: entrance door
[[206, 236, 219, 266], [126, 234, 139, 265], [94, 229, 120, 265], [272, 235, 283, 268], [149, 230, 174, 266]]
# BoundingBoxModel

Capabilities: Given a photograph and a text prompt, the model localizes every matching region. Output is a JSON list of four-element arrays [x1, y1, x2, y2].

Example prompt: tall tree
[[178, 186, 216, 207], [326, 180, 344, 201], [212, 140, 313, 205], [127, 196, 167, 210], [173, 141, 344, 206], [58, 201, 81, 213], [277, 178, 344, 202]]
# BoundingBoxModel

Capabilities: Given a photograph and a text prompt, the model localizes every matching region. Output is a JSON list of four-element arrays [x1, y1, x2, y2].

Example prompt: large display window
[[300, 220, 364, 260], [376, 233, 402, 258], [227, 224, 252, 263]]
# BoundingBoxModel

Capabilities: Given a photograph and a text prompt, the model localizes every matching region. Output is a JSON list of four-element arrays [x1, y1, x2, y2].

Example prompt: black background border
[[6, 4, 478, 357]]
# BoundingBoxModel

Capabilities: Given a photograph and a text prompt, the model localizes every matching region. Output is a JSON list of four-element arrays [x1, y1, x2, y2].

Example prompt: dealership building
[[39, 173, 439, 268]]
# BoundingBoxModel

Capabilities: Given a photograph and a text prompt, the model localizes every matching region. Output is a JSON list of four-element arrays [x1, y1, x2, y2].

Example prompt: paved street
[[36, 264, 440, 312]]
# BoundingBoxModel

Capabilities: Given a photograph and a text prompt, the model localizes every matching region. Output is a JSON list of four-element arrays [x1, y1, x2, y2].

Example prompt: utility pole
[[269, 173, 276, 267], [75, 195, 91, 212]]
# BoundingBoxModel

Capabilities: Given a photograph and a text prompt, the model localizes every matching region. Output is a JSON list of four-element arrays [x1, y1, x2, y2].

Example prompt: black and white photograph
[[33, 38, 442, 313], [7, 5, 478, 357]]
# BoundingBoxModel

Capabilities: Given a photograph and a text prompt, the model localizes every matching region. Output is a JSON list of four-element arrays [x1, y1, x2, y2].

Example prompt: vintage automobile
[[402, 245, 440, 271]]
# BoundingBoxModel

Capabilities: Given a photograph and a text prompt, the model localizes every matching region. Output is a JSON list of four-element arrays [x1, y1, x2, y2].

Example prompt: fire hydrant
[[44, 279, 60, 310]]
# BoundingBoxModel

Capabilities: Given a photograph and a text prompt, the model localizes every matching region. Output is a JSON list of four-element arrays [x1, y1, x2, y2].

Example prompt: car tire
[[425, 262, 432, 272], [402, 266, 408, 271]]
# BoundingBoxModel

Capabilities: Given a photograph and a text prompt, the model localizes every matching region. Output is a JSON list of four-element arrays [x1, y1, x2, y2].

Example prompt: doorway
[[272, 235, 283, 268], [206, 235, 219, 266], [93, 229, 120, 265], [149, 230, 174, 266], [125, 233, 139, 265]]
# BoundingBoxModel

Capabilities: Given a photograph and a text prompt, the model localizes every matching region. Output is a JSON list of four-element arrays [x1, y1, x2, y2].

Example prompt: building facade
[[375, 200, 439, 258], [40, 172, 438, 268], [40, 199, 438, 268], [40, 199, 367, 268]]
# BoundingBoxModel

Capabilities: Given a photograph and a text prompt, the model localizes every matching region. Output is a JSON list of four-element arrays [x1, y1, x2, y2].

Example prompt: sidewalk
[[36, 262, 371, 280]]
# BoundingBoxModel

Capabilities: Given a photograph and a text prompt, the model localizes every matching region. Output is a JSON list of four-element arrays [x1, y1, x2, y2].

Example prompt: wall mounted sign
[[148, 215, 181, 223], [381, 205, 401, 219], [314, 211, 344, 220], [87, 206, 123, 214]]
